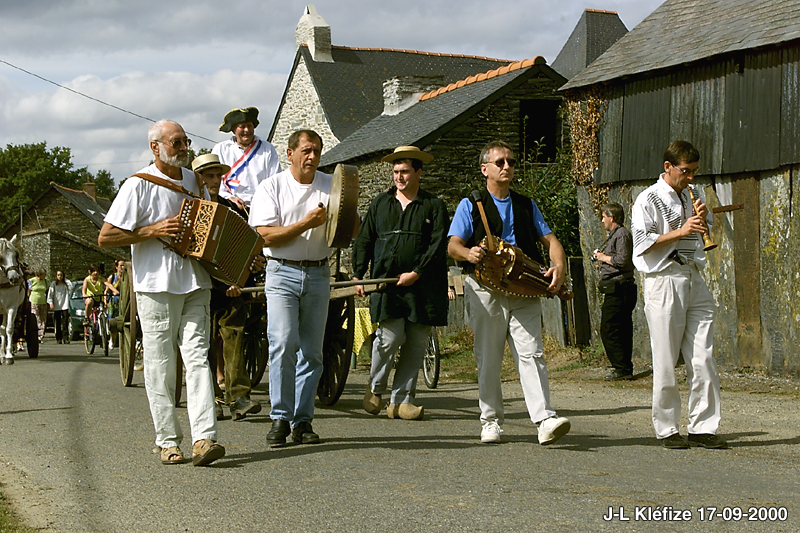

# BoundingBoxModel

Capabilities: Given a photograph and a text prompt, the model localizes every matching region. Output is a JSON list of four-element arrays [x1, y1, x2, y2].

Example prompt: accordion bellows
[[170, 199, 261, 286]]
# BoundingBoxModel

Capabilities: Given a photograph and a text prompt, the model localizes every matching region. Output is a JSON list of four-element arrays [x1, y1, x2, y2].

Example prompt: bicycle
[[78, 295, 111, 357]]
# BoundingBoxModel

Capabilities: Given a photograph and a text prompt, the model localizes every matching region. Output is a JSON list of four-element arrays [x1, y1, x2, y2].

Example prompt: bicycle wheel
[[84, 322, 95, 354], [99, 313, 110, 357], [422, 327, 440, 389]]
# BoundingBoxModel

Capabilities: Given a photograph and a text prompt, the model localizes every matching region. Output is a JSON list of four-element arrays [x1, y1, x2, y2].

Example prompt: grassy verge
[[356, 326, 598, 383], [0, 491, 34, 533]]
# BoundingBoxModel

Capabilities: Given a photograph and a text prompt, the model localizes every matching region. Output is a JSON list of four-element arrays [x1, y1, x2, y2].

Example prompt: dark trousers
[[600, 281, 637, 375], [209, 297, 251, 404], [53, 309, 70, 342]]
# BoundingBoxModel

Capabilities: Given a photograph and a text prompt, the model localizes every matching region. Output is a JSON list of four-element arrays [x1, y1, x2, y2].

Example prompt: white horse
[[0, 236, 26, 365]]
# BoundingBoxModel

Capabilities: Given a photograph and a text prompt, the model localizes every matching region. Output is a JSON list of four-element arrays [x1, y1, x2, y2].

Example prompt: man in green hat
[[212, 106, 281, 211]]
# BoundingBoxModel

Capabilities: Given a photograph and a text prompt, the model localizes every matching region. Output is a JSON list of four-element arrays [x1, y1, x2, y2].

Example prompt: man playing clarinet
[[631, 140, 727, 450]]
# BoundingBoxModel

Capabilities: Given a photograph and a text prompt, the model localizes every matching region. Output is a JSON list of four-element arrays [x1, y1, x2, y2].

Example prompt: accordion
[[169, 199, 262, 286]]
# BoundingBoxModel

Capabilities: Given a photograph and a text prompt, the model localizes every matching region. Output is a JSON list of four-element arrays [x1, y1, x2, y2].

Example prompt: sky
[[0, 0, 665, 186]]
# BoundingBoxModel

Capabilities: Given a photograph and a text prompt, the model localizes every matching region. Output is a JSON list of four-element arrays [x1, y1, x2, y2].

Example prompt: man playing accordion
[[447, 140, 571, 446]]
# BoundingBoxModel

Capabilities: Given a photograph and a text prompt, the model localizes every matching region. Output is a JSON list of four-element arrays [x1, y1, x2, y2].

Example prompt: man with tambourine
[[447, 140, 571, 446]]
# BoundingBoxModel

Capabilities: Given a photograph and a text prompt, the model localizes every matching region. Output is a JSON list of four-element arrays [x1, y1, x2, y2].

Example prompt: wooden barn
[[561, 0, 800, 375]]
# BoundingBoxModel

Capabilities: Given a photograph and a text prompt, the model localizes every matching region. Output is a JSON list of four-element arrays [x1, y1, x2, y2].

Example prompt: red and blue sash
[[223, 139, 261, 194]]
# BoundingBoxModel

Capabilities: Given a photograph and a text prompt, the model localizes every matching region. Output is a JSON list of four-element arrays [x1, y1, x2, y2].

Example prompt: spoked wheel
[[118, 262, 137, 386], [243, 299, 268, 387], [317, 274, 355, 406], [422, 327, 441, 389], [100, 313, 110, 357], [84, 322, 95, 354]]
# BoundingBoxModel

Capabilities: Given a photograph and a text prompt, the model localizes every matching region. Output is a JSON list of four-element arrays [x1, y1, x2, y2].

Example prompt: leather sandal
[[160, 446, 186, 465]]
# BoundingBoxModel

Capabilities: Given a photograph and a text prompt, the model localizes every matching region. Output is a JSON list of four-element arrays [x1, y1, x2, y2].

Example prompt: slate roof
[[319, 57, 565, 166], [51, 183, 110, 229], [551, 9, 629, 80], [562, 0, 800, 90], [270, 45, 512, 142]]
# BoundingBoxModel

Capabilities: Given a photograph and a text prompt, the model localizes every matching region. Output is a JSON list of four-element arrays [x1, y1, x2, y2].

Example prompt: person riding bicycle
[[82, 265, 118, 325], [106, 259, 125, 318]]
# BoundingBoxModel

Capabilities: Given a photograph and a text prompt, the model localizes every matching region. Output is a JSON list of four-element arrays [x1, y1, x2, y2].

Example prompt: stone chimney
[[382, 76, 446, 116], [83, 179, 96, 201], [295, 5, 333, 63]]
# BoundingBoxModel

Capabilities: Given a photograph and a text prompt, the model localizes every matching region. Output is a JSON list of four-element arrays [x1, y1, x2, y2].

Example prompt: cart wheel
[[118, 262, 137, 386], [25, 311, 39, 359], [317, 276, 354, 406], [422, 327, 440, 389], [244, 300, 268, 387]]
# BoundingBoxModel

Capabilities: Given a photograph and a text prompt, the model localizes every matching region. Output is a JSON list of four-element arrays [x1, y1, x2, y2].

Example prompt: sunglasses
[[486, 157, 517, 168], [671, 163, 699, 176], [158, 138, 192, 149]]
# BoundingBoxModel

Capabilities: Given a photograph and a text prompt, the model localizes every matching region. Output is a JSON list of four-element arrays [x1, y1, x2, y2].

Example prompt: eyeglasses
[[671, 163, 699, 176], [486, 158, 517, 168], [158, 138, 192, 149]]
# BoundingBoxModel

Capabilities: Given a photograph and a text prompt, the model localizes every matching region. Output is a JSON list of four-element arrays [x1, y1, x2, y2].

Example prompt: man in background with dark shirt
[[353, 146, 449, 420], [593, 203, 637, 381], [192, 153, 262, 421]]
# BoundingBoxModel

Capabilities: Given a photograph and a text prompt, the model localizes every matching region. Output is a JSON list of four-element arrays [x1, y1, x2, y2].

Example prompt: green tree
[[514, 142, 580, 258], [0, 142, 87, 230], [92, 169, 117, 199]]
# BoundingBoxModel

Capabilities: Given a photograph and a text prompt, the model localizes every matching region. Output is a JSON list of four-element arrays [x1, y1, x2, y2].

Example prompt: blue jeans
[[265, 260, 330, 426]]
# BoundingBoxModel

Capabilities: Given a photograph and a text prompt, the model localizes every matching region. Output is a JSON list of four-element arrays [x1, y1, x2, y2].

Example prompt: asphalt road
[[0, 339, 798, 532]]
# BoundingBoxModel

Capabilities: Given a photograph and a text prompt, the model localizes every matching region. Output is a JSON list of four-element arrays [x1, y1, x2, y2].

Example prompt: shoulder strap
[[132, 173, 202, 199]]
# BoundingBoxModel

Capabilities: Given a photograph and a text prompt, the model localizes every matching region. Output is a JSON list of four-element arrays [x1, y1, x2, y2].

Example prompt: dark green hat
[[219, 107, 260, 133]]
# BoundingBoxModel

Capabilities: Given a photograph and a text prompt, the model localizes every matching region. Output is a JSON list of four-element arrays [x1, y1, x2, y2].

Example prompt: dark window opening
[[520, 99, 560, 162]]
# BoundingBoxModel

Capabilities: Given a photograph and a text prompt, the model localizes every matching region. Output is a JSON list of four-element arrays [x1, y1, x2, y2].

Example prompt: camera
[[590, 248, 601, 262]]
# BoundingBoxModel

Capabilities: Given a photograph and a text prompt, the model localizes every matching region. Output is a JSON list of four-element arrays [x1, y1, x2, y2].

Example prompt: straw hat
[[191, 153, 231, 174], [381, 145, 434, 164]]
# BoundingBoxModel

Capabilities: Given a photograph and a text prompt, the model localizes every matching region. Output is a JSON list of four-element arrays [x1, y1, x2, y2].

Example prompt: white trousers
[[465, 276, 555, 426], [369, 318, 430, 404], [137, 289, 217, 449], [643, 263, 720, 438]]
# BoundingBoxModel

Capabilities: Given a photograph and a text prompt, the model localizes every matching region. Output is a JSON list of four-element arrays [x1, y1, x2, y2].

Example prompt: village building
[[0, 181, 129, 283], [561, 0, 800, 374]]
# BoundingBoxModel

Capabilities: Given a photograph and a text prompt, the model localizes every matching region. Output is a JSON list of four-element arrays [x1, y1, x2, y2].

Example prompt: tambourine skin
[[326, 164, 360, 248]]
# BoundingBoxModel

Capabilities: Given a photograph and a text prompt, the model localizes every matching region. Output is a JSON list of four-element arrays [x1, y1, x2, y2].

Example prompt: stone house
[[0, 182, 130, 283], [561, 0, 800, 374]]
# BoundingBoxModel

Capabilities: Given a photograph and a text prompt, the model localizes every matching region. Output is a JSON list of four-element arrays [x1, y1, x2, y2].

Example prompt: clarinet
[[687, 186, 717, 251]]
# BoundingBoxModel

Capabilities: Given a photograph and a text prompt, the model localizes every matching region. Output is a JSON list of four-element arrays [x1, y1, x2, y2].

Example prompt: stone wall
[[270, 56, 340, 169], [578, 167, 800, 376]]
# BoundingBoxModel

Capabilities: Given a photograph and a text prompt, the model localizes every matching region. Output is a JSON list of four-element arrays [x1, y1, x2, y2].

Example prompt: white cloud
[[0, 0, 665, 184]]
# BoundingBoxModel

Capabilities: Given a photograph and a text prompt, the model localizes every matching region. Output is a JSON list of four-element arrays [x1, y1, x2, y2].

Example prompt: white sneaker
[[537, 416, 570, 445], [480, 421, 503, 444]]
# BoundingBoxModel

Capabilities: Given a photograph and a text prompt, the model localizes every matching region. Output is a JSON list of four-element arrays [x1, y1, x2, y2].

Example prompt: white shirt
[[47, 280, 73, 310], [631, 175, 710, 273], [104, 164, 212, 294], [212, 135, 281, 205], [248, 169, 333, 262]]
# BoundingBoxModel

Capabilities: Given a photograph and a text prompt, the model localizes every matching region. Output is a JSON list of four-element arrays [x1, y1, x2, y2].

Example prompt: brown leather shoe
[[363, 390, 382, 415], [387, 402, 424, 420]]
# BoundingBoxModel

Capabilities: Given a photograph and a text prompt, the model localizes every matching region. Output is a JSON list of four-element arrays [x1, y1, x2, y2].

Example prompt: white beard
[[158, 150, 190, 168]]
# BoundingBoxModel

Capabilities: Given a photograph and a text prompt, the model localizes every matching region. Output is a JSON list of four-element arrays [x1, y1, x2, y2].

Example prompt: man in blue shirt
[[448, 140, 571, 445]]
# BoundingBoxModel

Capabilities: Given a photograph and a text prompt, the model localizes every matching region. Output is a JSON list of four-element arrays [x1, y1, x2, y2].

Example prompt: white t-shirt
[[212, 135, 281, 205], [248, 168, 333, 262], [104, 164, 212, 294]]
